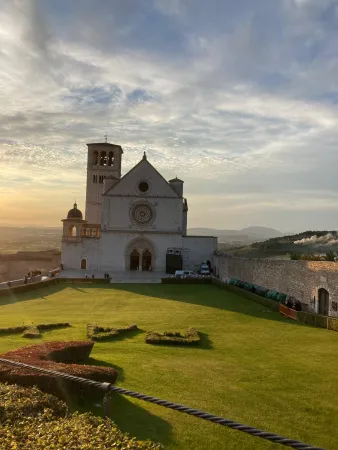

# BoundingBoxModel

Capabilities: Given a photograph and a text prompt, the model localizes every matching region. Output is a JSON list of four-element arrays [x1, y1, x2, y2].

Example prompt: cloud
[[1, 0, 338, 230]]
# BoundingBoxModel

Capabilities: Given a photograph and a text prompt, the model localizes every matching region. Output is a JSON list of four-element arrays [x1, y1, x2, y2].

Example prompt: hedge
[[227, 278, 287, 304], [0, 322, 70, 336], [87, 324, 138, 341], [161, 277, 212, 284], [0, 383, 161, 449], [0, 341, 117, 399], [146, 328, 200, 346], [22, 326, 41, 339]]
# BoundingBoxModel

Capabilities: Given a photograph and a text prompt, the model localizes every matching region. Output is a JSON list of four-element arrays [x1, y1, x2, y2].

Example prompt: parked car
[[174, 270, 195, 278]]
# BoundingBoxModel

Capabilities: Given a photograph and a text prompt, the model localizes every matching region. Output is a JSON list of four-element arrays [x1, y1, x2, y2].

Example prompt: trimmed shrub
[[0, 322, 70, 336], [0, 383, 161, 449], [146, 328, 200, 346], [22, 326, 41, 339], [0, 326, 27, 335], [37, 323, 70, 331], [0, 341, 117, 399], [87, 324, 138, 341]]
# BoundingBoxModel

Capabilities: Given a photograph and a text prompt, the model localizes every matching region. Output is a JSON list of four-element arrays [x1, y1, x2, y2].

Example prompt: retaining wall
[[214, 255, 338, 317]]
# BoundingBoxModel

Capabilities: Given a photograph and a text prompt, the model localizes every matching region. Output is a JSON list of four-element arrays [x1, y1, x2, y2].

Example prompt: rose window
[[133, 204, 153, 224]]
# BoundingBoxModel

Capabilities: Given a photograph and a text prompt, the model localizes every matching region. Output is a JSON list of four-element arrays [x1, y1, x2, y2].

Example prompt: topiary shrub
[[22, 326, 41, 339], [0, 341, 117, 399], [0, 383, 162, 449], [87, 324, 138, 341], [146, 328, 200, 346]]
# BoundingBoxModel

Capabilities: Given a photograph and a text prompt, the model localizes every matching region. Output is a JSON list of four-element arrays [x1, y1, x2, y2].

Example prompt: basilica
[[61, 141, 217, 275]]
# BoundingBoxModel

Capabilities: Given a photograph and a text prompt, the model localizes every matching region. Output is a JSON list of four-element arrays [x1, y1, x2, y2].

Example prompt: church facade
[[61, 142, 217, 275]]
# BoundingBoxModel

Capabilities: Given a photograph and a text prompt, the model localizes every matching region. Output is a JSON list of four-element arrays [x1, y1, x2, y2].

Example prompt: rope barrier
[[0, 358, 325, 450]]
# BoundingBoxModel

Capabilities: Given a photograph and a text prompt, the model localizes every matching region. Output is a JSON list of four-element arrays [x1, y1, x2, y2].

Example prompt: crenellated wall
[[213, 254, 338, 317]]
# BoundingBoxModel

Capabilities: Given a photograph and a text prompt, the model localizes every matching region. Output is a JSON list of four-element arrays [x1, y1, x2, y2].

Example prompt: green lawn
[[0, 283, 337, 449]]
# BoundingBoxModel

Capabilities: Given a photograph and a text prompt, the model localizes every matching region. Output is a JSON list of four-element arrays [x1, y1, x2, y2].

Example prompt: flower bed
[[0, 341, 117, 399], [0, 383, 161, 449], [87, 323, 138, 341], [146, 328, 200, 346]]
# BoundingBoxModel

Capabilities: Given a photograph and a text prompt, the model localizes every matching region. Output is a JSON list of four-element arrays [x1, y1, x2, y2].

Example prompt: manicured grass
[[0, 283, 337, 449]]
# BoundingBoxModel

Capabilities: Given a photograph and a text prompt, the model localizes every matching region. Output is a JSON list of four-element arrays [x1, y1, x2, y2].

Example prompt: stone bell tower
[[85, 142, 123, 225]]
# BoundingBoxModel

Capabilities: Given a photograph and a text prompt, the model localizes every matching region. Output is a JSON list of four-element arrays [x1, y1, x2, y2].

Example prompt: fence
[[0, 357, 325, 450], [296, 311, 338, 331]]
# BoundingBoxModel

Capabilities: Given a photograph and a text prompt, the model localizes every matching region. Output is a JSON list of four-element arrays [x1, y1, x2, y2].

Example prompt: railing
[[0, 275, 42, 291], [0, 358, 325, 450]]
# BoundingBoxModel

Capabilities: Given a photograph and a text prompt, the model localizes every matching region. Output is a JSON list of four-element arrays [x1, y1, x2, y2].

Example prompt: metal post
[[103, 392, 111, 418]]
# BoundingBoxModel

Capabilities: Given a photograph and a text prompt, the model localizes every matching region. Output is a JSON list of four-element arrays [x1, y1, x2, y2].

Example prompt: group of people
[[84, 273, 111, 280]]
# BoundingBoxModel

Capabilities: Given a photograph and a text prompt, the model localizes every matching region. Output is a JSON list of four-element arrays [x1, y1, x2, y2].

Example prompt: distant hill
[[221, 230, 338, 259], [188, 226, 283, 243]]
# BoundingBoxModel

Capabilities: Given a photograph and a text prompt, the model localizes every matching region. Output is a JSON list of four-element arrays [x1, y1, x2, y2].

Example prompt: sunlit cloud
[[1, 0, 338, 230]]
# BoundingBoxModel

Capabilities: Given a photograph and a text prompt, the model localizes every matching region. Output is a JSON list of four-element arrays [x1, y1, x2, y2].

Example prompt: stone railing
[[0, 275, 42, 291]]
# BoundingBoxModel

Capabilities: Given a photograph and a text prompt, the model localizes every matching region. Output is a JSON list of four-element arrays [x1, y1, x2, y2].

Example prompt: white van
[[200, 264, 210, 275]]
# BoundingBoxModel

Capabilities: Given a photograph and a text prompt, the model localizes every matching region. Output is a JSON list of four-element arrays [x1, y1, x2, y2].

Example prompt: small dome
[[169, 177, 184, 183], [67, 202, 83, 219]]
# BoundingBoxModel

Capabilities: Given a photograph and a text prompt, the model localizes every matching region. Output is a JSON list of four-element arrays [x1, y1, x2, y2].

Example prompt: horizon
[[1, 1, 338, 230]]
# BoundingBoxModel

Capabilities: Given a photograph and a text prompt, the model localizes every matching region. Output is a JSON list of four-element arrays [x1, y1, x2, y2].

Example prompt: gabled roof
[[104, 156, 180, 197]]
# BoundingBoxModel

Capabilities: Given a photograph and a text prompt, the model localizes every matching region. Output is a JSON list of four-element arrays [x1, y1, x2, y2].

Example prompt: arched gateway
[[125, 238, 155, 271]]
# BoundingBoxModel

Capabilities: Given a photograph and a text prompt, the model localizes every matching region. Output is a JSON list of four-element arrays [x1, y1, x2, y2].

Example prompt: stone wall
[[213, 254, 338, 317]]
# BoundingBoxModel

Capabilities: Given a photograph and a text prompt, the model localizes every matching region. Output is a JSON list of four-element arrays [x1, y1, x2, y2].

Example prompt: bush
[[22, 326, 41, 339], [0, 341, 117, 399], [146, 328, 200, 346], [87, 324, 138, 341], [0, 383, 162, 449], [161, 277, 212, 284]]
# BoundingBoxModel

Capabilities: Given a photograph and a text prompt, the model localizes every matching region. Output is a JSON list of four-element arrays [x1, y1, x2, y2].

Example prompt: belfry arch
[[125, 238, 156, 271]]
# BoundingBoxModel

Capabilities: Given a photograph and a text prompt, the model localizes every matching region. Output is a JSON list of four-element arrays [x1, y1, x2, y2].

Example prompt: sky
[[1, 0, 338, 232]]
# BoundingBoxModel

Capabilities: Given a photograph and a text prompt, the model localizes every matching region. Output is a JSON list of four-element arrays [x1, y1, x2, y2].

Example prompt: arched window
[[81, 259, 87, 270], [68, 225, 76, 237], [108, 151, 114, 166], [93, 151, 99, 165], [100, 151, 107, 166]]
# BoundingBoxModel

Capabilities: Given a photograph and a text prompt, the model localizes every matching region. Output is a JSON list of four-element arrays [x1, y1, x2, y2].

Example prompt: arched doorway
[[81, 259, 87, 270], [125, 238, 156, 272], [318, 288, 329, 316], [130, 249, 140, 271], [142, 249, 152, 271]]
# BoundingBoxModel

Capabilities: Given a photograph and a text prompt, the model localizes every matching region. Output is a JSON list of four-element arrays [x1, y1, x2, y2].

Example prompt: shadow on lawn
[[111, 284, 302, 326], [108, 392, 172, 446], [87, 357, 125, 382], [0, 282, 301, 327]]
